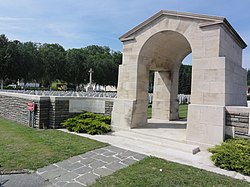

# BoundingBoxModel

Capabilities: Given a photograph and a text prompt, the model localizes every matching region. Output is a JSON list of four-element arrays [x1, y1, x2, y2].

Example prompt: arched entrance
[[112, 10, 247, 145], [139, 31, 191, 121]]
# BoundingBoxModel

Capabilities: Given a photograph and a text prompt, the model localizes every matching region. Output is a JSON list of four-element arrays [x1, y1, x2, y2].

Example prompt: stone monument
[[111, 10, 247, 146], [86, 68, 94, 92]]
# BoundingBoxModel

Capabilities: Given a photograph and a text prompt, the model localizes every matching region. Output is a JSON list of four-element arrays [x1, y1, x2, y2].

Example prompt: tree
[[110, 51, 122, 86], [0, 34, 122, 89], [178, 64, 192, 94], [0, 34, 9, 89], [39, 43, 66, 86], [82, 45, 121, 87], [65, 48, 88, 85], [5, 40, 23, 81], [14, 42, 41, 87]]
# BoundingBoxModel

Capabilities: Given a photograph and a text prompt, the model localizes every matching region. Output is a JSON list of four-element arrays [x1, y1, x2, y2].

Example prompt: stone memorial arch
[[111, 10, 247, 145]]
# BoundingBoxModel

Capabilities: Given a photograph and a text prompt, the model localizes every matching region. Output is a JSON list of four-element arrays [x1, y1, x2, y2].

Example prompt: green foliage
[[62, 112, 111, 135], [208, 138, 250, 176], [82, 45, 120, 87], [51, 79, 67, 91], [0, 34, 121, 88], [147, 104, 188, 119], [65, 48, 88, 85], [39, 43, 66, 86], [0, 34, 10, 82], [179, 64, 192, 94]]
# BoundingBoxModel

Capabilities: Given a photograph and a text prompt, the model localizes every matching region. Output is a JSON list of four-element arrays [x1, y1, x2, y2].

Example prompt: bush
[[62, 112, 111, 135], [208, 138, 250, 176]]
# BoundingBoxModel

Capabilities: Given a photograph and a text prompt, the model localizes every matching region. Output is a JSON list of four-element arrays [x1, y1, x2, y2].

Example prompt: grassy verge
[[0, 118, 106, 172], [148, 104, 188, 119], [179, 104, 188, 119], [92, 157, 250, 187], [147, 104, 152, 118]]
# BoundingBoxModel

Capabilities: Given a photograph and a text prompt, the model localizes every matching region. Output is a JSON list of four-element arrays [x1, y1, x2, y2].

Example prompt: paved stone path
[[37, 146, 146, 187], [0, 173, 53, 187]]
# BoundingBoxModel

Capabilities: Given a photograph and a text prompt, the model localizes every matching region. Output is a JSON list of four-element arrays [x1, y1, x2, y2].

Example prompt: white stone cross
[[89, 68, 94, 84]]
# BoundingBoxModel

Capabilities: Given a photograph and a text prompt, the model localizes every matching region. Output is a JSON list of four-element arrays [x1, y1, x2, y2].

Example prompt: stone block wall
[[105, 101, 114, 116], [49, 98, 71, 128], [225, 106, 250, 139], [0, 92, 114, 129], [35, 97, 50, 128], [0, 93, 40, 126]]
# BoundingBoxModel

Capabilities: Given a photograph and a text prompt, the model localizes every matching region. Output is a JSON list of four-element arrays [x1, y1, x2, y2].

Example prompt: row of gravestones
[[0, 90, 191, 104]]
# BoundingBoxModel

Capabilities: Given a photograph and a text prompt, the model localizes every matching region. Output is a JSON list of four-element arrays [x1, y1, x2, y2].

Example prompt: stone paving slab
[[37, 146, 147, 186], [0, 173, 53, 187]]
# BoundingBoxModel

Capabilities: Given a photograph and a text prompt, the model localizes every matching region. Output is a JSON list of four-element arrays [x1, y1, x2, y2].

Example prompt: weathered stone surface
[[37, 146, 146, 187], [0, 92, 114, 129], [75, 172, 99, 186], [235, 127, 249, 134], [225, 111, 249, 138], [93, 167, 114, 177], [112, 10, 247, 145], [73, 166, 92, 175], [105, 161, 127, 171]]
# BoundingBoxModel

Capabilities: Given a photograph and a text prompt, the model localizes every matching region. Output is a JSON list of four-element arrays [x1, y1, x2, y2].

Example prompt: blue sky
[[0, 0, 249, 68]]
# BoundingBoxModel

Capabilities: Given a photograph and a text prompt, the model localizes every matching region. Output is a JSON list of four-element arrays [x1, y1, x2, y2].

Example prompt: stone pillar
[[152, 70, 179, 120], [187, 104, 225, 145], [170, 70, 179, 120], [186, 57, 227, 145], [111, 63, 140, 130]]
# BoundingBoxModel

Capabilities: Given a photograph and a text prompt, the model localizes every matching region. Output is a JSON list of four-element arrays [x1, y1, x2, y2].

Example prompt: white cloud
[[0, 0, 249, 62], [0, 17, 33, 21]]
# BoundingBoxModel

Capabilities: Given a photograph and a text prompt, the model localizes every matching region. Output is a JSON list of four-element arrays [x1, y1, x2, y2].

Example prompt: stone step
[[113, 130, 200, 154]]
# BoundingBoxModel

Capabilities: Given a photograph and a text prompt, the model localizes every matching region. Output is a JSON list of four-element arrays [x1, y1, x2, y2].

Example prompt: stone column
[[152, 70, 179, 120], [186, 57, 227, 145]]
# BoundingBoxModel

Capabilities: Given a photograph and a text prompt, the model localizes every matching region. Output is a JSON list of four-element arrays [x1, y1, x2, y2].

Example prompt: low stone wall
[[0, 92, 114, 129], [105, 101, 114, 116], [0, 92, 43, 127], [225, 106, 250, 139], [49, 98, 70, 129]]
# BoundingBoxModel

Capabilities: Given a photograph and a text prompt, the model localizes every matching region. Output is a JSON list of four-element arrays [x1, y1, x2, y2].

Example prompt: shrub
[[62, 118, 78, 131], [62, 112, 111, 135], [208, 138, 250, 176], [74, 112, 111, 124], [84, 120, 111, 135]]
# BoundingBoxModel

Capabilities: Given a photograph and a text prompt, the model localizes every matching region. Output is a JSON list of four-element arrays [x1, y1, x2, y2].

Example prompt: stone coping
[[225, 106, 250, 113], [0, 91, 46, 101], [0, 91, 115, 102], [49, 96, 115, 102]]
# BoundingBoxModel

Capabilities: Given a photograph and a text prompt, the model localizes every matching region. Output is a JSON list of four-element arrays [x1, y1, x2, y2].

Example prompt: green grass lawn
[[92, 157, 250, 187], [0, 118, 106, 172], [148, 104, 188, 119], [179, 104, 188, 119]]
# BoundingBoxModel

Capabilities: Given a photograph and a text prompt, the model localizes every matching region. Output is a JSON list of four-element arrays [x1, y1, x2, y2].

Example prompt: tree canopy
[[0, 34, 121, 88], [1, 34, 194, 93]]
